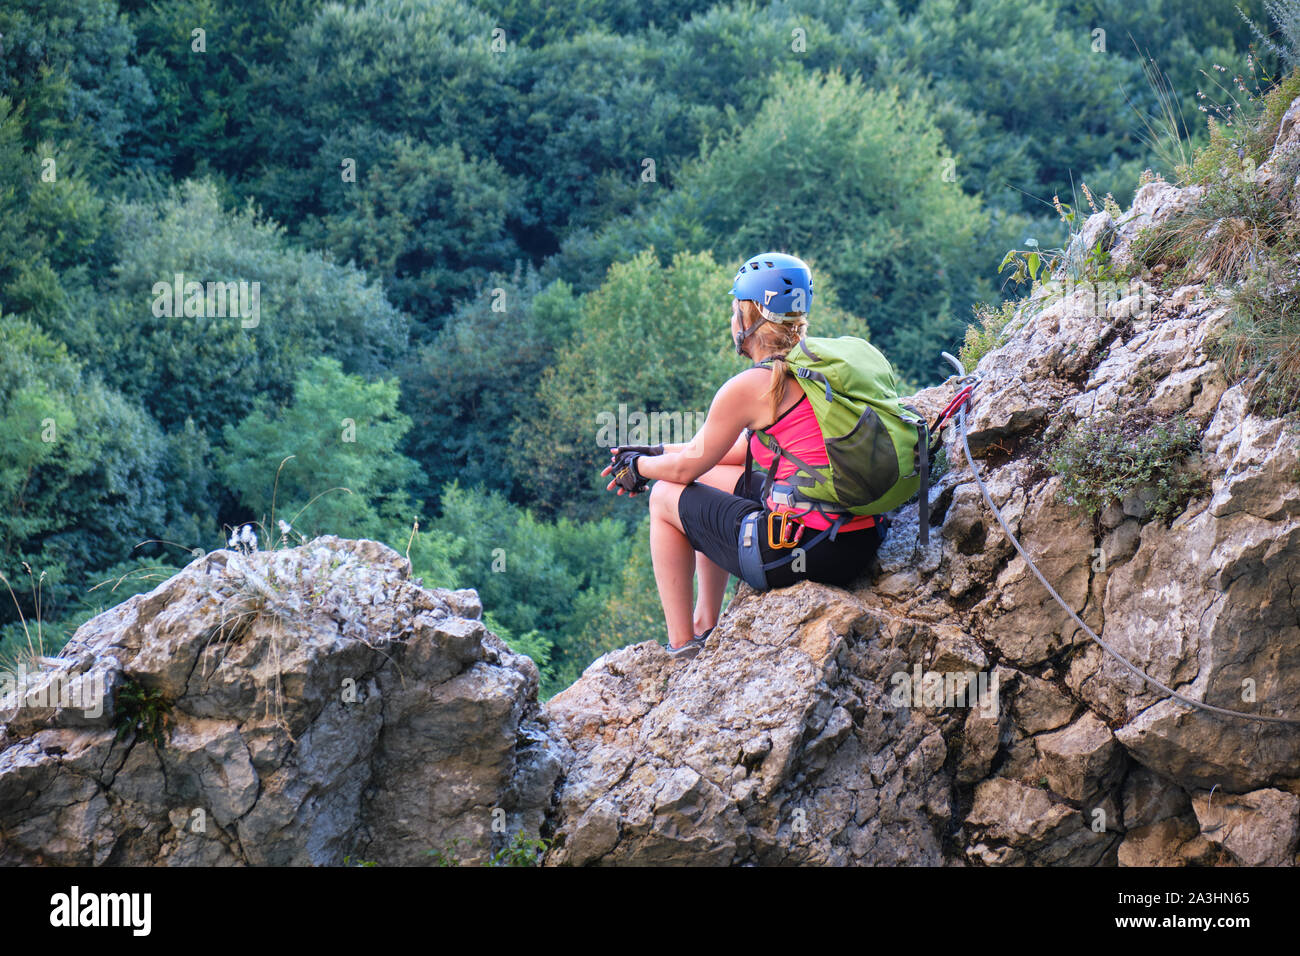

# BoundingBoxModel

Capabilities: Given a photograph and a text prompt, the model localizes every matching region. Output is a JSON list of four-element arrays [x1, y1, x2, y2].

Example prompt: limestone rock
[[1122, 765, 1191, 830], [1011, 676, 1077, 735], [542, 583, 952, 865], [1035, 712, 1125, 806], [1073, 210, 1116, 256], [1257, 96, 1300, 206], [965, 777, 1118, 865], [981, 477, 1095, 667], [956, 703, 1003, 785], [0, 537, 559, 866], [1191, 787, 1300, 866], [1118, 815, 1215, 866], [1104, 511, 1300, 790], [1099, 519, 1141, 569], [1111, 180, 1204, 267]]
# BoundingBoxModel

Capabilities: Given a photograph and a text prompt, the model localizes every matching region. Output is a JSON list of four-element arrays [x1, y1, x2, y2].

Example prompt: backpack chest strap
[[752, 428, 825, 492]]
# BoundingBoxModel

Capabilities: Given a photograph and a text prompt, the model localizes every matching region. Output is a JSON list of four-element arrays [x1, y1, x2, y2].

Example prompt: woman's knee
[[649, 477, 683, 519]]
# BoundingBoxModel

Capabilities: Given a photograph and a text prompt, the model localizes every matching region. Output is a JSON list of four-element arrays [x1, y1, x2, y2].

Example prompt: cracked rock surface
[[0, 536, 558, 866]]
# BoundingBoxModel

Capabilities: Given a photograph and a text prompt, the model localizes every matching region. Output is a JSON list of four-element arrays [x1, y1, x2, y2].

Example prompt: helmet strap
[[734, 314, 767, 356]]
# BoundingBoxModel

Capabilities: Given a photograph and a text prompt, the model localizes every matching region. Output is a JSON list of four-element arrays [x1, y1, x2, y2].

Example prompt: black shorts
[[676, 472, 887, 589]]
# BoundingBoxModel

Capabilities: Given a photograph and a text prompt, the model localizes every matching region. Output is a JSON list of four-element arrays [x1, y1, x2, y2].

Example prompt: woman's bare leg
[[647, 465, 746, 649], [648, 480, 695, 649], [691, 464, 745, 634], [694, 555, 729, 635]]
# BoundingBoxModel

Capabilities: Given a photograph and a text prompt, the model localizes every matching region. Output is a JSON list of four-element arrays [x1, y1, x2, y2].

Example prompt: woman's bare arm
[[649, 433, 746, 464], [716, 432, 749, 466], [628, 371, 765, 485]]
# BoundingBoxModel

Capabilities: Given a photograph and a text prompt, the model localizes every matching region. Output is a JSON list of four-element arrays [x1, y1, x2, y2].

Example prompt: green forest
[[0, 0, 1290, 696]]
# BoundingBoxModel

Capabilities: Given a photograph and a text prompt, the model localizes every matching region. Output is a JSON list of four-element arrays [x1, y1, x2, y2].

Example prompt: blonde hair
[[736, 299, 809, 423]]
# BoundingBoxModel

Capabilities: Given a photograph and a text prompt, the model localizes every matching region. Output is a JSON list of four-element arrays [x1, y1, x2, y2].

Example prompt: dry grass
[[0, 564, 51, 676], [1132, 67, 1300, 283], [1213, 253, 1300, 417], [1131, 178, 1288, 283]]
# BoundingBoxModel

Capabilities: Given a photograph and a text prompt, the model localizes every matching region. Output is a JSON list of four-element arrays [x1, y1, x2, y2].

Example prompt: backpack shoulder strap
[[902, 403, 930, 546]]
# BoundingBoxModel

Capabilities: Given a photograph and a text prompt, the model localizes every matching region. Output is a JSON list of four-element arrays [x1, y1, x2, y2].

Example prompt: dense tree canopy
[[0, 315, 173, 619], [84, 179, 409, 437], [218, 356, 422, 541]]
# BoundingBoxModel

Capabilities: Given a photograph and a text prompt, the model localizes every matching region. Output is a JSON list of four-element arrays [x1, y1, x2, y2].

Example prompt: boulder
[[965, 777, 1118, 865], [1034, 712, 1126, 806], [1117, 816, 1216, 866], [542, 583, 952, 865], [0, 537, 560, 866], [1110, 180, 1204, 267]]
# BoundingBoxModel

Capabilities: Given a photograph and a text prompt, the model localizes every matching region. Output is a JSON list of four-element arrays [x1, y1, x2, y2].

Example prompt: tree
[[0, 98, 111, 324], [400, 265, 582, 504], [549, 69, 989, 383], [0, 0, 153, 160], [83, 179, 408, 440], [0, 314, 172, 624], [217, 357, 422, 542], [299, 132, 527, 333], [430, 482, 632, 697], [496, 29, 717, 249], [120, 0, 320, 179], [244, 0, 519, 228], [559, 515, 665, 691], [477, 0, 703, 47]]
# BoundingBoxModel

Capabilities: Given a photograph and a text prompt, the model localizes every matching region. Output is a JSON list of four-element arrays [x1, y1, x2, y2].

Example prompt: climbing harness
[[737, 508, 850, 590], [940, 351, 1300, 725]]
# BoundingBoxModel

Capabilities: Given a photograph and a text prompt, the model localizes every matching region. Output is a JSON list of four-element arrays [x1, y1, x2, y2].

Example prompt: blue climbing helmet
[[729, 251, 813, 314], [729, 252, 813, 354]]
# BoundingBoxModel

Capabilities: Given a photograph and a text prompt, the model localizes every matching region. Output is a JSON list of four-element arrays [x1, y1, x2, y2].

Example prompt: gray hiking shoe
[[665, 627, 714, 659]]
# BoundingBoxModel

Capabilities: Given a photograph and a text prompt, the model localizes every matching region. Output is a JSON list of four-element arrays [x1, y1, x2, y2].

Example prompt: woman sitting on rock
[[602, 252, 888, 660]]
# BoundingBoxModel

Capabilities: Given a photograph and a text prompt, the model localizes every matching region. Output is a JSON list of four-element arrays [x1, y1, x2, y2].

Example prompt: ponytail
[[766, 356, 789, 423]]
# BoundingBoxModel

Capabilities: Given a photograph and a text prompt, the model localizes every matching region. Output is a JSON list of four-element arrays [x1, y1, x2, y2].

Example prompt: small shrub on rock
[[1047, 411, 1208, 522]]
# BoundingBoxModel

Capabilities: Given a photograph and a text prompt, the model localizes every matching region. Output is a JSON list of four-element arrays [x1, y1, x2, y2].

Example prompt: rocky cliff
[[539, 95, 1300, 867], [3, 99, 1299, 868]]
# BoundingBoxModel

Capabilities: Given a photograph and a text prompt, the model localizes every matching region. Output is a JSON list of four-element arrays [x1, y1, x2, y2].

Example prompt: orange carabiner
[[767, 510, 805, 549], [766, 511, 788, 549]]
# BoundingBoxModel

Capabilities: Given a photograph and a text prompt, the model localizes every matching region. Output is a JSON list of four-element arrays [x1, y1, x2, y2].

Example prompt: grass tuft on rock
[[959, 299, 1020, 373], [1213, 250, 1300, 418]]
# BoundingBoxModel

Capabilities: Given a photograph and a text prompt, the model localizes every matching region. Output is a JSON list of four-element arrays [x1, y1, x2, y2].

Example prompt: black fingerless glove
[[609, 444, 664, 457], [611, 450, 649, 494]]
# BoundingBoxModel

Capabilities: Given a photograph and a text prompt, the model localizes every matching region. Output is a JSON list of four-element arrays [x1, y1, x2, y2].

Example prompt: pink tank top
[[750, 395, 875, 532]]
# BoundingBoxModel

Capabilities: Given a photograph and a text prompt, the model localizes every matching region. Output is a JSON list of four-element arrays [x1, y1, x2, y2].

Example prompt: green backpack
[[750, 336, 933, 544]]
